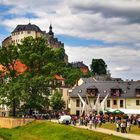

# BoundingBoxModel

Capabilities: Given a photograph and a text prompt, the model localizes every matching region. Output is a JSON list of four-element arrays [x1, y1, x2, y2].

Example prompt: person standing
[[137, 117, 140, 128], [116, 121, 120, 132], [89, 118, 92, 129], [93, 116, 98, 129], [127, 119, 131, 132]]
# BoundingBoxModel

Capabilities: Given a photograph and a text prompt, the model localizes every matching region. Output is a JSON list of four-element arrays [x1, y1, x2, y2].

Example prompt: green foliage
[[62, 67, 83, 87], [90, 58, 107, 75], [0, 44, 21, 116], [0, 36, 92, 116], [0, 37, 68, 116], [17, 37, 66, 113], [0, 44, 19, 77], [20, 75, 50, 113], [50, 90, 65, 111]]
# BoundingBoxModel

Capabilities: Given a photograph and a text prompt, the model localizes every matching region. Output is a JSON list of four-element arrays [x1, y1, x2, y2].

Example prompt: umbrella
[[113, 109, 124, 114], [104, 109, 112, 114]]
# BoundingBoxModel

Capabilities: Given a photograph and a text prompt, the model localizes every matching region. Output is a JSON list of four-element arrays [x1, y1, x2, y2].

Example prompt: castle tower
[[48, 24, 54, 37]]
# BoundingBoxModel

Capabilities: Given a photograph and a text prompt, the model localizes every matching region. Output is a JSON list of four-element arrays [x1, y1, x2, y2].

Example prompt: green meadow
[[0, 121, 129, 140]]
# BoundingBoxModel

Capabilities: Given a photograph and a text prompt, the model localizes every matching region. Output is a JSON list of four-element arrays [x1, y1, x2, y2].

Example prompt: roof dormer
[[110, 86, 122, 97], [136, 86, 140, 98], [86, 85, 98, 97]]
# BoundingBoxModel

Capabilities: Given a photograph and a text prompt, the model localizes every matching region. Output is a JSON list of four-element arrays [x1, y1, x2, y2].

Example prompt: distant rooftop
[[12, 23, 43, 33], [71, 61, 88, 68]]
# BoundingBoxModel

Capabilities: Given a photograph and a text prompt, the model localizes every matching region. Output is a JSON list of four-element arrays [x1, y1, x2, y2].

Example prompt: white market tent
[[109, 109, 140, 115]]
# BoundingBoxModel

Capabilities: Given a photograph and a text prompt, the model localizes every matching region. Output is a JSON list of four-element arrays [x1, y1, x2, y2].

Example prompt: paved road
[[51, 119, 140, 140]]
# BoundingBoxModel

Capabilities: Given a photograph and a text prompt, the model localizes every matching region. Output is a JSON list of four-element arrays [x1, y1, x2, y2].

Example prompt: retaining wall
[[0, 117, 34, 128]]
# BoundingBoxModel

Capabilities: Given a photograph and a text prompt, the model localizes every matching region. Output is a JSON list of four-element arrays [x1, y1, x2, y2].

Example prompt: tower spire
[[48, 23, 54, 36]]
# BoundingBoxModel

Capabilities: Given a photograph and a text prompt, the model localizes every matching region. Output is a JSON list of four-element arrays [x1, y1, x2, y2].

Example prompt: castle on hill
[[2, 23, 68, 64]]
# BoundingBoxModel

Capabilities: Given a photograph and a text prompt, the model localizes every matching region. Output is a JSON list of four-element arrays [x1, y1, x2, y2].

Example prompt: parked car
[[58, 115, 71, 124]]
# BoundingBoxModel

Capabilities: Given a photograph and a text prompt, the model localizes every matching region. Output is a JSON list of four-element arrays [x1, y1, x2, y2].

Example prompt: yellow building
[[69, 78, 140, 116]]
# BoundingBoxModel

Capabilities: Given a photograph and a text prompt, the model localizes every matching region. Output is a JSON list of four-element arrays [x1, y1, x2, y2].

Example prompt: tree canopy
[[0, 37, 67, 116], [0, 36, 85, 116], [90, 58, 107, 75], [50, 90, 65, 111]]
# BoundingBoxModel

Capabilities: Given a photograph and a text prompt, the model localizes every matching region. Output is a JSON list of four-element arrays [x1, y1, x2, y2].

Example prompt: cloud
[[70, 0, 140, 23], [0, 0, 140, 80], [0, 0, 140, 45], [115, 67, 131, 72], [65, 45, 140, 80]]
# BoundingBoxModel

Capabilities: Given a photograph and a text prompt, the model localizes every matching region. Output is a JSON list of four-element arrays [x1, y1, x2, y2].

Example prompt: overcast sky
[[0, 0, 140, 80]]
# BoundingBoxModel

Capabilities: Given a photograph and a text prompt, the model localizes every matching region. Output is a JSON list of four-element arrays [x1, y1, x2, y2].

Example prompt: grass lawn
[[0, 120, 129, 140], [101, 122, 140, 135]]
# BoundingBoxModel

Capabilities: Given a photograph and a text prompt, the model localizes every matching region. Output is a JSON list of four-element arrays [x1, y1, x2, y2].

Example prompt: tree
[[90, 58, 107, 75], [17, 37, 66, 114], [0, 44, 23, 116], [50, 90, 65, 111], [62, 67, 83, 87], [0, 37, 67, 116]]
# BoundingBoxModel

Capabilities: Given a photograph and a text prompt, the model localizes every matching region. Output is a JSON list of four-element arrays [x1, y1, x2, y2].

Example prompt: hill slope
[[0, 121, 128, 140]]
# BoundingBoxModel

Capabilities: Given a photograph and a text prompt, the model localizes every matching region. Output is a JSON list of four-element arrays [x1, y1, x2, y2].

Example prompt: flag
[[78, 94, 86, 115], [94, 94, 100, 113], [101, 93, 109, 112]]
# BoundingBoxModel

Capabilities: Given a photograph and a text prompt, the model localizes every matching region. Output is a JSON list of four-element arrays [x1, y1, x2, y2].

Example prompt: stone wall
[[0, 117, 34, 128]]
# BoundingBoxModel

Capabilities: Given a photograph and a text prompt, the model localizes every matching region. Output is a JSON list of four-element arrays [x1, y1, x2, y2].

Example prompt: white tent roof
[[109, 109, 140, 115]]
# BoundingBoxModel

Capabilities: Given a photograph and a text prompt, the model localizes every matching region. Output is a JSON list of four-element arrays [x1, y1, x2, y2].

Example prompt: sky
[[0, 0, 140, 80]]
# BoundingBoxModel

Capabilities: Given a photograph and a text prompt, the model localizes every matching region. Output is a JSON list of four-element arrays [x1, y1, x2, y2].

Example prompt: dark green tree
[[0, 37, 67, 116], [17, 37, 65, 114], [0, 44, 22, 116], [62, 67, 83, 87], [90, 58, 107, 75], [50, 90, 65, 111]]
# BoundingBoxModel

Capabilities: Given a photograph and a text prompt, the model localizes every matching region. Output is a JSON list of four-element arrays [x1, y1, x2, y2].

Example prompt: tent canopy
[[107, 109, 140, 115], [113, 109, 124, 114]]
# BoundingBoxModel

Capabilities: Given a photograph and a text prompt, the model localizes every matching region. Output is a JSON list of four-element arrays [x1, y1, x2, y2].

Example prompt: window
[[111, 89, 121, 97], [107, 100, 110, 107], [87, 89, 91, 94], [113, 100, 117, 105], [21, 31, 23, 34], [120, 100, 123, 107], [60, 89, 63, 94], [27, 31, 30, 34], [100, 100, 102, 103], [76, 99, 80, 107], [136, 89, 140, 97], [136, 100, 140, 106], [94, 99, 96, 105], [76, 110, 80, 116]]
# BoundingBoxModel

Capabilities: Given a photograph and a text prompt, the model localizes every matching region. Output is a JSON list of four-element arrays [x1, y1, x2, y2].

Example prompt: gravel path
[[50, 119, 140, 140]]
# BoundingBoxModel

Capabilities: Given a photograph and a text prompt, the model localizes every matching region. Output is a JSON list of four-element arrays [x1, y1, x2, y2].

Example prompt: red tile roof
[[54, 74, 64, 81], [14, 60, 27, 74], [0, 65, 6, 72], [0, 61, 64, 81], [0, 60, 27, 76]]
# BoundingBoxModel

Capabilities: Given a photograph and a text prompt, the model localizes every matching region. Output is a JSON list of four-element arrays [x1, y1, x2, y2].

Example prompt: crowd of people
[[24, 110, 140, 133], [70, 113, 140, 133]]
